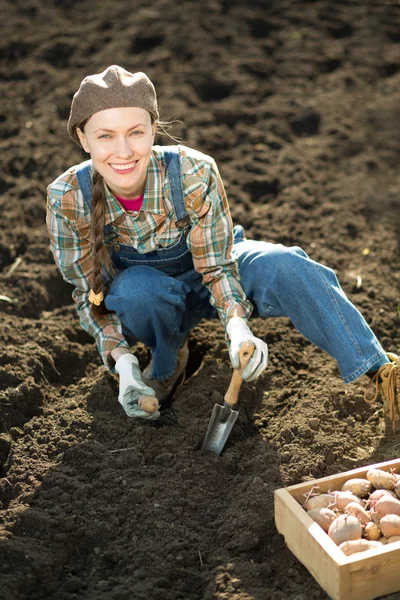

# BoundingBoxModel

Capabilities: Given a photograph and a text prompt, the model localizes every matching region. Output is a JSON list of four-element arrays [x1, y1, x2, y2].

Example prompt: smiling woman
[[46, 64, 399, 432]]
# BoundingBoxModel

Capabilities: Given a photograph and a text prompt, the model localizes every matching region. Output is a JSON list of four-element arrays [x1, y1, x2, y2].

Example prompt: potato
[[307, 507, 337, 532], [374, 496, 400, 519], [328, 514, 362, 546], [138, 395, 159, 413], [370, 510, 381, 525], [366, 468, 397, 490], [341, 478, 372, 498], [333, 491, 364, 511], [395, 481, 400, 500], [380, 537, 389, 545], [339, 539, 382, 556], [368, 489, 396, 507], [344, 502, 371, 525], [379, 514, 400, 538], [304, 493, 335, 511], [364, 522, 382, 541]]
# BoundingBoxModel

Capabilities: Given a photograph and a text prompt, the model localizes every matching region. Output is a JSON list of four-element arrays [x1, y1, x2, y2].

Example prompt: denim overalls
[[76, 147, 387, 383]]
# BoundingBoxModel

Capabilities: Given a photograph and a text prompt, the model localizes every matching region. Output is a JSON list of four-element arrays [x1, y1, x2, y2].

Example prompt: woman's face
[[77, 107, 157, 198]]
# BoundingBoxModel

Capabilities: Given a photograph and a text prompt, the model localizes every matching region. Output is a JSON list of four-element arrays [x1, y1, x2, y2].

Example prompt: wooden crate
[[274, 458, 400, 600]]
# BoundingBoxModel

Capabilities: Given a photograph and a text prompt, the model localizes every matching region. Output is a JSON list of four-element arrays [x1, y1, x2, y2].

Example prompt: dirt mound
[[1, 1, 399, 599]]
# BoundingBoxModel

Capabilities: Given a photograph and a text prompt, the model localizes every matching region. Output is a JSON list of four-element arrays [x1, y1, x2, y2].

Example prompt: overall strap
[[75, 159, 113, 235], [75, 159, 93, 212], [163, 146, 190, 230]]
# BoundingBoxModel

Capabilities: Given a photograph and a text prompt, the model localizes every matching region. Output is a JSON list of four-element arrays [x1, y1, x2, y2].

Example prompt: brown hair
[[90, 169, 115, 317], [76, 115, 182, 318]]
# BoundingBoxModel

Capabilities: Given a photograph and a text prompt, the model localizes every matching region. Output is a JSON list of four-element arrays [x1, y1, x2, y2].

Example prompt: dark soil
[[1, 1, 400, 599]]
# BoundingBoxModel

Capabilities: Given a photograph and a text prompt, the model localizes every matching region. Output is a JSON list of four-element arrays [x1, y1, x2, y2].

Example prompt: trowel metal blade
[[202, 403, 239, 456]]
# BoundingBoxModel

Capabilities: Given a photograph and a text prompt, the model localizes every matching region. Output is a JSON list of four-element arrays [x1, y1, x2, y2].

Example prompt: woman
[[46, 65, 399, 429]]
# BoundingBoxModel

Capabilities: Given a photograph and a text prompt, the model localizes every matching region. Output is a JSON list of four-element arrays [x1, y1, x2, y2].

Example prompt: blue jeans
[[105, 226, 387, 383]]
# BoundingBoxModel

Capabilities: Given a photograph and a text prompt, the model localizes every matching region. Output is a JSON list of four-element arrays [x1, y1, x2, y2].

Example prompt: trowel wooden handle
[[138, 395, 159, 413], [224, 341, 255, 407]]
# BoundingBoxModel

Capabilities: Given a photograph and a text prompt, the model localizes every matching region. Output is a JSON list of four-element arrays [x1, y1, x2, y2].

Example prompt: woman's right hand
[[115, 354, 160, 420], [226, 316, 268, 382]]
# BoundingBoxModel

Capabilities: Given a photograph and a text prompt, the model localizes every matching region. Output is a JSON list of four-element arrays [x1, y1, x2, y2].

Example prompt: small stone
[[133, 569, 146, 580], [280, 451, 291, 464], [64, 576, 84, 592], [299, 426, 313, 439], [94, 547, 101, 555], [97, 580, 108, 590], [8, 427, 24, 440], [154, 452, 173, 464], [324, 448, 335, 464], [280, 428, 294, 442], [308, 418, 320, 430]]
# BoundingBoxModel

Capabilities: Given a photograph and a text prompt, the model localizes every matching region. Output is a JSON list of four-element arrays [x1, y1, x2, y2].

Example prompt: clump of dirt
[[1, 1, 399, 599]]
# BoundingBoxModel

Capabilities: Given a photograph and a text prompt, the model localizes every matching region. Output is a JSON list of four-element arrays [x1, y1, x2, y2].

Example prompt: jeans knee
[[107, 265, 191, 316], [108, 266, 172, 311], [254, 244, 308, 278]]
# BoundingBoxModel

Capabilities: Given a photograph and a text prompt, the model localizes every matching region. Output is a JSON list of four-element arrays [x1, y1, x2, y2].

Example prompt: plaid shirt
[[46, 144, 253, 372]]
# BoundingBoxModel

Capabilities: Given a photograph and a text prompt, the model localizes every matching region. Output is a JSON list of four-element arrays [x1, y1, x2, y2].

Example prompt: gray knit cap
[[67, 65, 159, 146]]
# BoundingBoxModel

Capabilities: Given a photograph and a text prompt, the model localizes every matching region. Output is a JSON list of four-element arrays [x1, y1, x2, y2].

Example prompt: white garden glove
[[115, 354, 160, 420], [226, 316, 268, 382]]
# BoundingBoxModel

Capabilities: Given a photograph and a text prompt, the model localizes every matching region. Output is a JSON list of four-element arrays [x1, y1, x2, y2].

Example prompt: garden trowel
[[202, 341, 255, 455]]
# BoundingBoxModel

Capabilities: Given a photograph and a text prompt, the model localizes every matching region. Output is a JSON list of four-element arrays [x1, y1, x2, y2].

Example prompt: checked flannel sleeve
[[183, 153, 254, 329], [46, 187, 130, 373]]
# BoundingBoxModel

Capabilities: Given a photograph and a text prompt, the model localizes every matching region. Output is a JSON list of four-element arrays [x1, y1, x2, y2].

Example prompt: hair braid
[[90, 170, 114, 317]]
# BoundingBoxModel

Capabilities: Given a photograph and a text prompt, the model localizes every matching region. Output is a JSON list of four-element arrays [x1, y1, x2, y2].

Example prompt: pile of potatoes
[[303, 468, 400, 556]]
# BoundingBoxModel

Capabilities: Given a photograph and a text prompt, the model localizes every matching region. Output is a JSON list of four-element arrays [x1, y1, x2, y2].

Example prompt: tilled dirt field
[[1, 1, 400, 599]]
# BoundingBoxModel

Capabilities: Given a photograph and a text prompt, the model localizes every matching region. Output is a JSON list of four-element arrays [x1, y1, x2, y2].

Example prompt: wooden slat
[[341, 542, 400, 599], [275, 488, 344, 600]]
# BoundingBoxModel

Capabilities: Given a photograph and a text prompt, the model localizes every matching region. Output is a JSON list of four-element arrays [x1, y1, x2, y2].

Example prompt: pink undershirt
[[114, 193, 144, 212]]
